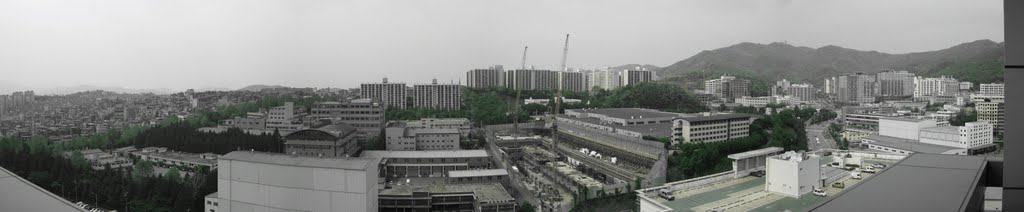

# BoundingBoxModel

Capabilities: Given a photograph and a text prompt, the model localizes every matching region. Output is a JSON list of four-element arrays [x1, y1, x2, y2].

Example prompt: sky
[[0, 0, 1004, 93]]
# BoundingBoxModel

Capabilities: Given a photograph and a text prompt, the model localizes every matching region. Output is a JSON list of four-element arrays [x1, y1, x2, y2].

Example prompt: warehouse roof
[[221, 151, 379, 170], [0, 166, 86, 212], [361, 150, 489, 159], [567, 108, 682, 120], [809, 153, 987, 211], [448, 169, 510, 178], [863, 135, 963, 154], [675, 113, 754, 122]]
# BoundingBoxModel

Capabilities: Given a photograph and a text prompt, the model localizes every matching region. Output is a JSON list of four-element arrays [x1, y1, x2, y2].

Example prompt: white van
[[659, 189, 675, 200]]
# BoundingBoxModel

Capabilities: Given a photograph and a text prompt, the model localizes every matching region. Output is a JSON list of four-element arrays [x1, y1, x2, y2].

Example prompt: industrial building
[[412, 79, 463, 111], [378, 183, 516, 212], [877, 117, 937, 140], [284, 123, 360, 157], [554, 108, 670, 189], [361, 150, 492, 179], [404, 118, 472, 137], [204, 151, 381, 212], [919, 121, 994, 149], [672, 113, 756, 144], [309, 99, 387, 141], [384, 121, 461, 151], [362, 78, 408, 109]]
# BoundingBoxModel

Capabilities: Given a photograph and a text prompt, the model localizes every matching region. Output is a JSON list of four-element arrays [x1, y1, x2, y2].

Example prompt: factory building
[[672, 113, 756, 144]]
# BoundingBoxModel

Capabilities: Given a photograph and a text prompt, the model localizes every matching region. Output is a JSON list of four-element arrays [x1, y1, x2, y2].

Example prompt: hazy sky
[[0, 0, 1003, 92]]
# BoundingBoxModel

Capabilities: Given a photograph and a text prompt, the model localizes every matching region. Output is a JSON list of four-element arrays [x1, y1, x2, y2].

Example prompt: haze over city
[[0, 0, 1003, 93]]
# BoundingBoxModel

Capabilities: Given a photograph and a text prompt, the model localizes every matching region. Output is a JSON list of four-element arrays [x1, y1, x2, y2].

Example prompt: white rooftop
[[448, 169, 510, 178]]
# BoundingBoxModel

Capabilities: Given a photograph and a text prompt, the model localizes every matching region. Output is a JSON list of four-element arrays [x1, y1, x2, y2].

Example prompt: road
[[806, 120, 836, 151]]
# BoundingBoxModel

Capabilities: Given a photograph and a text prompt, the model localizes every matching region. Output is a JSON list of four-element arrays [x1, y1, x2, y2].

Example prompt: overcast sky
[[0, 0, 1003, 92]]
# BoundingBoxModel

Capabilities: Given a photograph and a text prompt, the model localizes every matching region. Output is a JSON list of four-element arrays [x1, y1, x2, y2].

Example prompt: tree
[[70, 151, 90, 169], [519, 202, 536, 212], [132, 160, 155, 180], [165, 167, 181, 182]]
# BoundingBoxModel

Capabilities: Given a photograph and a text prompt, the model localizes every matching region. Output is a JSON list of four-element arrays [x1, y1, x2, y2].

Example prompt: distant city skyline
[[0, 0, 1003, 93]]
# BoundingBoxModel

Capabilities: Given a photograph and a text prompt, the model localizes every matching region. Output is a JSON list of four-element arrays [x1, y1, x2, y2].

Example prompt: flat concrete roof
[[810, 153, 987, 211], [558, 114, 675, 138], [380, 183, 515, 203], [0, 166, 86, 212], [221, 151, 379, 170], [675, 113, 754, 122], [727, 147, 784, 160], [877, 116, 933, 123], [448, 169, 510, 178], [361, 150, 489, 159], [863, 135, 963, 154], [567, 108, 682, 120]]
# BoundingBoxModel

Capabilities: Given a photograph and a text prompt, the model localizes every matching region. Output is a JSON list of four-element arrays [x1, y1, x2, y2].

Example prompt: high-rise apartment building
[[914, 76, 959, 97], [559, 71, 588, 92], [979, 83, 1004, 95], [413, 79, 462, 111], [361, 78, 408, 109], [835, 73, 877, 103], [587, 69, 621, 91], [505, 69, 558, 91], [466, 65, 505, 88], [876, 70, 915, 97], [621, 69, 654, 87], [705, 75, 751, 102]]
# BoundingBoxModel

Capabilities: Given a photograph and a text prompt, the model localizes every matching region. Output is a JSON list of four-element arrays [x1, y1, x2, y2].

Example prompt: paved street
[[806, 120, 836, 151]]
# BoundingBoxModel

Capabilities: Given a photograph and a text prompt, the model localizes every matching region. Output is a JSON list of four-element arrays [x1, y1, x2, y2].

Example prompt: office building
[[735, 96, 779, 108], [506, 69, 558, 91], [788, 83, 816, 101], [919, 121, 993, 149], [875, 70, 915, 97], [672, 113, 756, 143], [466, 65, 505, 88], [384, 121, 461, 151], [559, 71, 588, 92], [960, 82, 974, 91], [204, 151, 380, 212], [284, 123, 360, 157], [974, 95, 1005, 135], [404, 118, 472, 137], [980, 83, 1004, 95], [775, 79, 791, 95], [413, 79, 462, 111], [914, 76, 959, 97], [835, 73, 877, 103], [705, 75, 751, 102], [765, 151, 820, 198], [622, 69, 654, 87], [361, 78, 408, 109], [266, 102, 306, 131], [309, 99, 386, 141]]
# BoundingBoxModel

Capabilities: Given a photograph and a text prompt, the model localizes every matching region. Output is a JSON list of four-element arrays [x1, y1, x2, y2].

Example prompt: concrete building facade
[[205, 151, 380, 212], [558, 71, 588, 93], [876, 70, 916, 97], [309, 99, 386, 141], [919, 122, 993, 149], [672, 113, 756, 143], [836, 73, 877, 103], [980, 83, 1004, 95], [506, 69, 558, 91], [384, 121, 461, 151], [788, 83, 816, 101], [621, 69, 654, 87], [705, 75, 751, 103], [284, 123, 360, 157], [765, 151, 821, 198], [914, 76, 959, 97], [266, 102, 306, 131]]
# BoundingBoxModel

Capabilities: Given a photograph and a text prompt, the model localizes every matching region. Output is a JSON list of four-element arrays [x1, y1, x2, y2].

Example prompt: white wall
[[213, 158, 377, 212], [878, 119, 936, 140]]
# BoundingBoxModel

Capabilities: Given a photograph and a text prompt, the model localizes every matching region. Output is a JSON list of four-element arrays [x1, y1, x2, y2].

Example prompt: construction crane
[[513, 46, 527, 135], [553, 34, 569, 148]]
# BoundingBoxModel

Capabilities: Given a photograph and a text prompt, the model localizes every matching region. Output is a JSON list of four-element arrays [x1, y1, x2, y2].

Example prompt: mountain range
[[656, 39, 1005, 94]]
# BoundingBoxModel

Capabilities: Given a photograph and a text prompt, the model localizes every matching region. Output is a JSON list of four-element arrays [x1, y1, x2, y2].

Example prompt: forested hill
[[657, 40, 1004, 93]]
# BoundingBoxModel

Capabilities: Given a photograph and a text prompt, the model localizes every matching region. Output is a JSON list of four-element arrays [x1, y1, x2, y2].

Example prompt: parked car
[[659, 189, 675, 201], [749, 170, 766, 177], [813, 188, 827, 197], [872, 163, 887, 169], [851, 172, 862, 180], [832, 182, 846, 189], [862, 168, 877, 173]]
